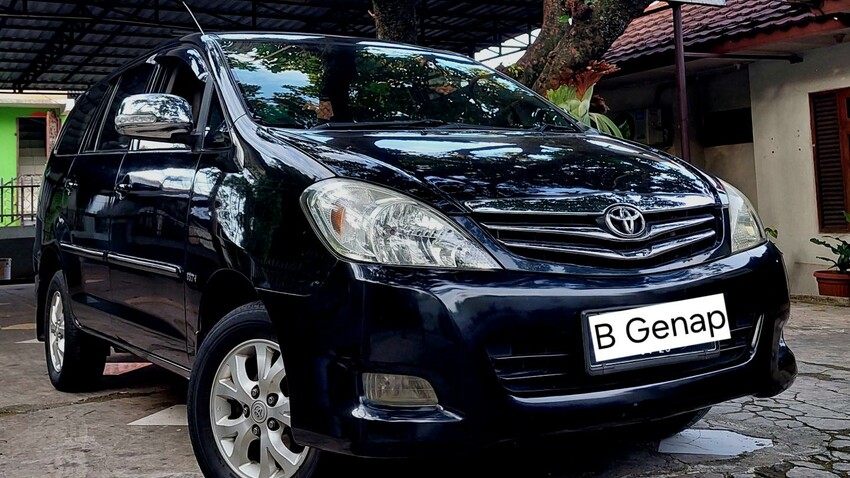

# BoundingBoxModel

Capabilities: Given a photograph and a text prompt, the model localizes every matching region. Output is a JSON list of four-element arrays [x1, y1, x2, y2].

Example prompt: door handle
[[63, 178, 78, 196]]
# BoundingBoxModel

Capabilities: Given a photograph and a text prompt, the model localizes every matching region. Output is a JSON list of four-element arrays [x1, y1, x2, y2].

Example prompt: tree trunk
[[513, 0, 655, 94], [372, 0, 418, 44]]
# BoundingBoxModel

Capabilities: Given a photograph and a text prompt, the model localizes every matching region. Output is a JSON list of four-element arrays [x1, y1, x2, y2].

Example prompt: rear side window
[[95, 64, 155, 151], [55, 83, 108, 156]]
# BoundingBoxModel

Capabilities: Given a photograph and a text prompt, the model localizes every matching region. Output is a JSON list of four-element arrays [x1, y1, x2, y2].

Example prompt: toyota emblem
[[604, 205, 646, 238], [251, 402, 268, 423]]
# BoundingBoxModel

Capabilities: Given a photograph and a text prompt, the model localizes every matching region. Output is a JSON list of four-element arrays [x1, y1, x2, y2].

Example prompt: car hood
[[275, 129, 718, 213]]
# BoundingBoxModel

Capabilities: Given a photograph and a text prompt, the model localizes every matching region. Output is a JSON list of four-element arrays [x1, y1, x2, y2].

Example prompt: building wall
[[704, 143, 758, 208], [749, 41, 850, 295], [599, 67, 759, 204], [0, 106, 59, 227], [0, 106, 55, 181]]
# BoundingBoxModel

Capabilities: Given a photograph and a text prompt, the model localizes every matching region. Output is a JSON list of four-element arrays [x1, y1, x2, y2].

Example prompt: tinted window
[[96, 64, 154, 151], [156, 57, 206, 124], [55, 84, 108, 155], [219, 39, 576, 131], [136, 58, 206, 151]]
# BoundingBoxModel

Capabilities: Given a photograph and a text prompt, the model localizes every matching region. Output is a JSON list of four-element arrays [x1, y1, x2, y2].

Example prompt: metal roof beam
[[58, 1, 158, 83], [10, 1, 121, 91], [0, 22, 179, 40]]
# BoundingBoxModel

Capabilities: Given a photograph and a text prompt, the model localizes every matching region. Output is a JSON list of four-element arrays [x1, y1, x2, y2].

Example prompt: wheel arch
[[195, 268, 261, 352], [35, 245, 63, 341]]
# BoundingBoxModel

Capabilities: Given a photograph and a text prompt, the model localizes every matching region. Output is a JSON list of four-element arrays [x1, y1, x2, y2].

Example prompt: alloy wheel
[[47, 290, 65, 372], [210, 339, 307, 478]]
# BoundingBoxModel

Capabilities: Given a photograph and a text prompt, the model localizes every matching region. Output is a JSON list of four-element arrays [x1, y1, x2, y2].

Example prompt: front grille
[[487, 314, 760, 398], [475, 206, 723, 269]]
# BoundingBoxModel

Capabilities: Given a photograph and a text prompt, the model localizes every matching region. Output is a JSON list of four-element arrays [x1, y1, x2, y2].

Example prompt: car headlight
[[721, 180, 766, 253], [301, 179, 500, 269]]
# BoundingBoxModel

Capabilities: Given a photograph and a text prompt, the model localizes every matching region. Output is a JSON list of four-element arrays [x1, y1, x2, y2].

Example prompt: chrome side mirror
[[115, 93, 193, 141]]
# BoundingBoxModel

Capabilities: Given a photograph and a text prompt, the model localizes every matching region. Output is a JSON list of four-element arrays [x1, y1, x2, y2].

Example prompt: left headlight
[[301, 178, 501, 270], [721, 179, 766, 253]]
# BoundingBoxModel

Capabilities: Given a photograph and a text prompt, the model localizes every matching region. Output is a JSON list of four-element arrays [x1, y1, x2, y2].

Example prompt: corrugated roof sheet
[[606, 0, 815, 64], [0, 0, 543, 91], [0, 0, 824, 91]]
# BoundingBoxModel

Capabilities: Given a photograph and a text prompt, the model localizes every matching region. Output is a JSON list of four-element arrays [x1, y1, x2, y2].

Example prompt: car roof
[[189, 32, 471, 60]]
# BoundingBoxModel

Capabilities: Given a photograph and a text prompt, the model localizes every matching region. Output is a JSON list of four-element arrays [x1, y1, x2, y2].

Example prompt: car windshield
[[218, 38, 579, 131]]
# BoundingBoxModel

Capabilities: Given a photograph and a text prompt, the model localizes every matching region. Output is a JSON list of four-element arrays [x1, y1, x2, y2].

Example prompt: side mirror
[[115, 93, 194, 142]]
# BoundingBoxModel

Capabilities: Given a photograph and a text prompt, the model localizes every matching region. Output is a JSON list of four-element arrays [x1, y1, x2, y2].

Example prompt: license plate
[[585, 294, 731, 366]]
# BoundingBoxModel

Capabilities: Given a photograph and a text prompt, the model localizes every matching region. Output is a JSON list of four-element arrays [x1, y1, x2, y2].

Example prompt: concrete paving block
[[786, 467, 839, 478]]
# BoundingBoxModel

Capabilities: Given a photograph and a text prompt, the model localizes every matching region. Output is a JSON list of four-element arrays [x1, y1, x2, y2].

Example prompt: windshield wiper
[[535, 123, 577, 133], [310, 119, 450, 130], [310, 120, 526, 131]]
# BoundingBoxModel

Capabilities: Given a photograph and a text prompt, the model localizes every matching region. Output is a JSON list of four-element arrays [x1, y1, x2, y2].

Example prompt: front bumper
[[259, 243, 796, 457]]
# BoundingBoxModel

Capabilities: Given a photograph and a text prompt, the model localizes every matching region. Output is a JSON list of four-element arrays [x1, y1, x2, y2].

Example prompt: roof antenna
[[182, 1, 205, 35]]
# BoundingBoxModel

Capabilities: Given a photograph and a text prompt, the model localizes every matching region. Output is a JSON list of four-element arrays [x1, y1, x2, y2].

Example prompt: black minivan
[[35, 32, 796, 477]]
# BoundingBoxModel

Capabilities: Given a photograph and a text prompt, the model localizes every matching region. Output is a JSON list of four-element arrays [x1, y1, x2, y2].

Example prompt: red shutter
[[811, 90, 850, 232]]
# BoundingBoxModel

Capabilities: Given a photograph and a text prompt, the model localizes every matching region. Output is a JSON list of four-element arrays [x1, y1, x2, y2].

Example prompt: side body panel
[[61, 150, 125, 335], [109, 148, 201, 367]]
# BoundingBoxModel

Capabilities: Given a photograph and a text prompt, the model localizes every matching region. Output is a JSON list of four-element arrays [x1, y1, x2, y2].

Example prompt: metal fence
[[0, 176, 40, 226]]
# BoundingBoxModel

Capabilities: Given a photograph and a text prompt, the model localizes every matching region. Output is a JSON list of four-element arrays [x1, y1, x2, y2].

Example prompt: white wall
[[749, 41, 850, 295], [704, 143, 758, 208]]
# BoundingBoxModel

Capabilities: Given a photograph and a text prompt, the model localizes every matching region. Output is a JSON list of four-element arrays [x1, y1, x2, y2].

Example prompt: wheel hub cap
[[210, 339, 306, 478], [251, 401, 268, 423]]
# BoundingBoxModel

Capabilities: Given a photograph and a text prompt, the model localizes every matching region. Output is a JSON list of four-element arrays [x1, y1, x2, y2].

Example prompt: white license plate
[[586, 294, 731, 365]]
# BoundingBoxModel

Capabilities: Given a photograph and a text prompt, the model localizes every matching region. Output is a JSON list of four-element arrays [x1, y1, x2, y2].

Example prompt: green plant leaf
[[590, 113, 624, 138], [547, 84, 621, 137]]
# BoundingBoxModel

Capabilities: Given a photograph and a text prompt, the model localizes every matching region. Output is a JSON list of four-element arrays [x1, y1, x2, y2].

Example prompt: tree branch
[[512, 0, 654, 93]]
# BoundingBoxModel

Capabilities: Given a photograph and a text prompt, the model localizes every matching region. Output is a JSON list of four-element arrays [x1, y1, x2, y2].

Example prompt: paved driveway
[[1, 283, 848, 477]]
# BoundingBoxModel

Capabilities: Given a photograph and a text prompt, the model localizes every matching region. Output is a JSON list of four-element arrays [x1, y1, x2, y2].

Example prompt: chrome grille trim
[[474, 202, 723, 268], [465, 194, 716, 215], [502, 230, 716, 261], [482, 215, 714, 243]]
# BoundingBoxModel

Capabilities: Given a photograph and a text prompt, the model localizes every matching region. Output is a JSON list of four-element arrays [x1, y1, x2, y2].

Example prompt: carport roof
[[0, 0, 544, 92]]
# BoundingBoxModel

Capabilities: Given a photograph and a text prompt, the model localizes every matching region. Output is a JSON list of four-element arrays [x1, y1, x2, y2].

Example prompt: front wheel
[[187, 303, 321, 478]]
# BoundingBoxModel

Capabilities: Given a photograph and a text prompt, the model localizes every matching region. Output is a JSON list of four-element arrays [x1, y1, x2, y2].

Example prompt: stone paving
[[0, 283, 848, 477]]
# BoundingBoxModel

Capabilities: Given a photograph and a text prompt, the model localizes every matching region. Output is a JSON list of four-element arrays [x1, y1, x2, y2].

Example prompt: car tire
[[187, 302, 322, 478], [44, 270, 108, 392]]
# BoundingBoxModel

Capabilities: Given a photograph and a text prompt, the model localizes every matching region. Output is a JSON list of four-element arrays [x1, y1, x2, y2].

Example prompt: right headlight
[[721, 179, 766, 253], [301, 178, 500, 270]]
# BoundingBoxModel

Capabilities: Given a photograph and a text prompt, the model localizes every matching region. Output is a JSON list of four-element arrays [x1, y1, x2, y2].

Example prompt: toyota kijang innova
[[34, 33, 796, 478]]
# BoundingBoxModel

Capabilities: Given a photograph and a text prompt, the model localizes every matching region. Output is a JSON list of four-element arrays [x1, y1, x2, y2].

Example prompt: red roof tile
[[605, 0, 815, 64]]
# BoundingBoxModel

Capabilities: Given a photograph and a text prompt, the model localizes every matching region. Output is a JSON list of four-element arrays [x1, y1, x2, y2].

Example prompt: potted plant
[[810, 212, 850, 298]]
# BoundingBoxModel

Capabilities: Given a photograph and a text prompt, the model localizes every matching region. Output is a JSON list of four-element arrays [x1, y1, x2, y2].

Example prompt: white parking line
[[659, 429, 772, 456], [1, 323, 36, 330], [128, 405, 188, 426], [15, 338, 40, 344]]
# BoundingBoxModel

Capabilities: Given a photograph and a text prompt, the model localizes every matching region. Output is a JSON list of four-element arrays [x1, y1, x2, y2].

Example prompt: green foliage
[[810, 212, 850, 273], [546, 84, 623, 138]]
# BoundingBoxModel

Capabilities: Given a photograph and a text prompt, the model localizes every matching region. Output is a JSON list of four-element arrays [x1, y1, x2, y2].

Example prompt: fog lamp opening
[[362, 373, 439, 408]]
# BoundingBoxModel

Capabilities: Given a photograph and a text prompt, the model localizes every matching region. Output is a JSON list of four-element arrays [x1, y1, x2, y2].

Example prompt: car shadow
[[319, 433, 655, 478]]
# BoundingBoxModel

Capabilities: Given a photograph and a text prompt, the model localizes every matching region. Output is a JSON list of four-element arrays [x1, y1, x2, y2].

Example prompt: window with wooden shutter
[[810, 88, 850, 233]]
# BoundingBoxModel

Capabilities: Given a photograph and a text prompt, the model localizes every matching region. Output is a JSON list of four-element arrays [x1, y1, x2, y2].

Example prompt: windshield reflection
[[219, 39, 577, 131]]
